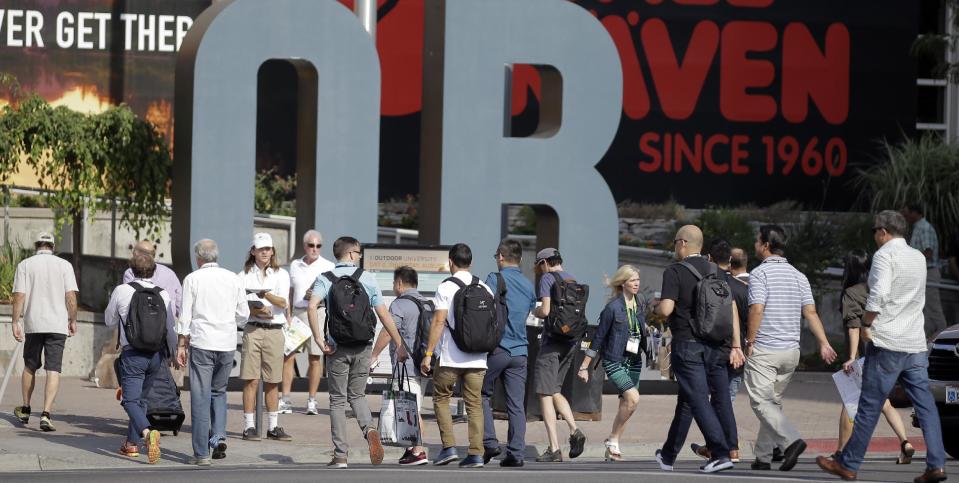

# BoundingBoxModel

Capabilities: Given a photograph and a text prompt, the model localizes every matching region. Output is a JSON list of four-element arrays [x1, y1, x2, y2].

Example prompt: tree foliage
[[0, 74, 172, 238], [855, 134, 959, 247]]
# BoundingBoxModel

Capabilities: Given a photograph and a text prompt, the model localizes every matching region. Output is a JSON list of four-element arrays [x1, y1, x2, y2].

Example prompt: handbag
[[378, 363, 421, 447]]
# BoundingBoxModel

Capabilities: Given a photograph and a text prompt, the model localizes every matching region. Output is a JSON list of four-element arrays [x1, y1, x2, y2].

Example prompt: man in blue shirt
[[481, 239, 536, 467], [306, 236, 408, 469]]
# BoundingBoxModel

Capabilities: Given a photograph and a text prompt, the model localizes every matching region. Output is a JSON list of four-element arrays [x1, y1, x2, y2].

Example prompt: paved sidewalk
[[0, 373, 930, 471]]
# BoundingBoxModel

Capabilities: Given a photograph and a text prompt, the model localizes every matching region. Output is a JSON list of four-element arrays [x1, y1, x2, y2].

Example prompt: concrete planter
[[0, 305, 112, 378]]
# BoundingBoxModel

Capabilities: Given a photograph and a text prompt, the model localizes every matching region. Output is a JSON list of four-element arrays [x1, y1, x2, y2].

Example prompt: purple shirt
[[123, 263, 183, 317]]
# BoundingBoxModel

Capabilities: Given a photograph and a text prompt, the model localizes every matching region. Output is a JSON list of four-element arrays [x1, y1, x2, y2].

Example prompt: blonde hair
[[606, 264, 640, 302]]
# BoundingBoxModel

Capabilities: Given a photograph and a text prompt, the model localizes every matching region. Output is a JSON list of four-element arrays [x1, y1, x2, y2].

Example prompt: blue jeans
[[119, 348, 164, 444], [189, 347, 234, 458], [839, 345, 946, 472], [728, 370, 742, 403], [482, 347, 528, 460], [660, 339, 733, 464]]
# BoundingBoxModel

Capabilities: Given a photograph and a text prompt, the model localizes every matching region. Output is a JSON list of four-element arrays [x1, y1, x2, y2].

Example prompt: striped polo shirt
[[747, 256, 814, 351]]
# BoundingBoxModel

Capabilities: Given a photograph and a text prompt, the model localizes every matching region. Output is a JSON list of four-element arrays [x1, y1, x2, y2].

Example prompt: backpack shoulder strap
[[351, 267, 365, 280], [550, 272, 566, 285], [706, 262, 718, 278], [470, 275, 480, 286], [128, 281, 143, 291], [443, 276, 466, 289], [679, 261, 704, 280], [494, 272, 507, 297], [322, 271, 337, 283], [398, 294, 425, 312]]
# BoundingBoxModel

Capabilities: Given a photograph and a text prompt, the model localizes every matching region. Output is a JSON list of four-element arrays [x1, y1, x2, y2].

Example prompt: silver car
[[921, 325, 959, 459]]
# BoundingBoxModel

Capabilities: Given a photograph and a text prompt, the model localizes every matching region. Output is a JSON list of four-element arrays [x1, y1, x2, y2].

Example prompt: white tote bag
[[378, 364, 421, 447]]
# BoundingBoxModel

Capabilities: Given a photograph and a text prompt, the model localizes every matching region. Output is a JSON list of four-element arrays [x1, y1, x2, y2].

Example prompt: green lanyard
[[625, 297, 640, 335]]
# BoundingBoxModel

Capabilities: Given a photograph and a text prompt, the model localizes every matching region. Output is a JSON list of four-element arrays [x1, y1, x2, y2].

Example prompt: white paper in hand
[[832, 358, 865, 421], [283, 316, 313, 356]]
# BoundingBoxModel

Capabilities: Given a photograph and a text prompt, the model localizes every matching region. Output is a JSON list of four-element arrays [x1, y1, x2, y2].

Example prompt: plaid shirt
[[909, 217, 939, 268]]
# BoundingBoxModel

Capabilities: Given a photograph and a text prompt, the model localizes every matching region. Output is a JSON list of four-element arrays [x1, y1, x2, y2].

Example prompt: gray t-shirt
[[13, 251, 79, 334], [389, 288, 427, 375]]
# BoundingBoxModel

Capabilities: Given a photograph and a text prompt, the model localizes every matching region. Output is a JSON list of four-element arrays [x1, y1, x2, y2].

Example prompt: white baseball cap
[[252, 232, 274, 249], [36, 232, 55, 245]]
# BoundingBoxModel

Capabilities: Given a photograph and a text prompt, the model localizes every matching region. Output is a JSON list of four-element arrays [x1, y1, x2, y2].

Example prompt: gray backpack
[[679, 261, 734, 344]]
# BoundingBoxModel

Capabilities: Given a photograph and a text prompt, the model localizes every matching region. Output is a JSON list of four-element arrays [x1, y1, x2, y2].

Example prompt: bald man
[[654, 225, 739, 474], [729, 248, 749, 283], [123, 240, 183, 354]]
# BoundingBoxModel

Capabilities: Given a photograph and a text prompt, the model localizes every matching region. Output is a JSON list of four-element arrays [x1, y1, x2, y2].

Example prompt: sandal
[[897, 440, 914, 464], [604, 439, 622, 462]]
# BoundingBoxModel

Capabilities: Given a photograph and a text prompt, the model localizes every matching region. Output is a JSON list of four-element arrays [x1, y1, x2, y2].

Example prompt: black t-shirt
[[660, 255, 711, 342], [724, 271, 749, 354], [950, 231, 959, 259]]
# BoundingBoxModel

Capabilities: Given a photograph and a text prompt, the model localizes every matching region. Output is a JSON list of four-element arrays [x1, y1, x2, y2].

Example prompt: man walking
[[11, 232, 78, 432], [482, 239, 536, 467], [654, 226, 738, 473], [371, 266, 430, 465], [690, 238, 748, 463], [531, 248, 586, 463], [105, 253, 177, 463], [123, 240, 183, 318], [817, 211, 947, 483], [282, 229, 334, 415], [238, 233, 293, 442], [745, 224, 837, 471], [306, 236, 409, 468], [421, 243, 491, 468], [902, 204, 947, 338], [730, 248, 749, 283], [176, 239, 250, 465]]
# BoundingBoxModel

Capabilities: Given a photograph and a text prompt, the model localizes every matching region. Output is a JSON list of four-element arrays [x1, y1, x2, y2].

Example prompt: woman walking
[[579, 265, 649, 461], [835, 250, 914, 464]]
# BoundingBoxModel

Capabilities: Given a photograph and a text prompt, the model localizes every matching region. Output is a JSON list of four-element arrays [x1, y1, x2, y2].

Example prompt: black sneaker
[[211, 440, 227, 460], [483, 446, 502, 464], [779, 439, 806, 472], [267, 427, 293, 441], [535, 448, 562, 463], [500, 454, 524, 467], [751, 459, 772, 470], [772, 446, 784, 462], [568, 429, 586, 459], [242, 427, 261, 441]]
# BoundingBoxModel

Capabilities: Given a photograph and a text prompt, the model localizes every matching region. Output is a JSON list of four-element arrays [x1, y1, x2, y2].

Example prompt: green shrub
[[687, 208, 755, 259], [0, 240, 31, 304], [254, 169, 296, 217]]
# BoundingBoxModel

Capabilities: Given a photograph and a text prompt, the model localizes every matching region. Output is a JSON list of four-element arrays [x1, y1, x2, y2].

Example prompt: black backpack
[[119, 282, 169, 354], [399, 295, 436, 376], [444, 276, 503, 353], [680, 261, 734, 344], [544, 272, 589, 340], [323, 268, 376, 345]]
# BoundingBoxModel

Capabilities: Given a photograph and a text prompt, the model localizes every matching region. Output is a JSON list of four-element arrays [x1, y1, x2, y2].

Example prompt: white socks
[[268, 411, 279, 430], [244, 413, 255, 430]]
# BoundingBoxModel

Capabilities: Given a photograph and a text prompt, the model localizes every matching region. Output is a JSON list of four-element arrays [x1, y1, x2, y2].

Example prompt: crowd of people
[[6, 209, 950, 482]]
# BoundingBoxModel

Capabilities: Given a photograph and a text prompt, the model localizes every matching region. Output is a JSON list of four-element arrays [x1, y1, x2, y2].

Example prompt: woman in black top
[[835, 250, 914, 464]]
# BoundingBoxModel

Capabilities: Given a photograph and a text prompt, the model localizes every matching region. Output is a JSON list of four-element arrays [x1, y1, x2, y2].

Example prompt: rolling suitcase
[[114, 355, 186, 435]]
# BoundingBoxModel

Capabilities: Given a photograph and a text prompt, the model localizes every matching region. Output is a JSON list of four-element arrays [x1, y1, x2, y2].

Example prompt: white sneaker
[[701, 457, 734, 473], [278, 399, 293, 414], [655, 449, 673, 471], [306, 399, 319, 415]]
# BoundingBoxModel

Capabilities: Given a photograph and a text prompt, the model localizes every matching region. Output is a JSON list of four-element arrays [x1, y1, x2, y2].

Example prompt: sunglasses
[[306, 243, 322, 248]]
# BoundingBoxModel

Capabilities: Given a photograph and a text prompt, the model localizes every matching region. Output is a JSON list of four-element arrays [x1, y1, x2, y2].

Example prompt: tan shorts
[[291, 306, 326, 356], [240, 325, 285, 383]]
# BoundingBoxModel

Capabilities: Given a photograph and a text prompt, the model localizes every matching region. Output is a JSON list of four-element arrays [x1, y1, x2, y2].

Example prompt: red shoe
[[399, 450, 428, 466], [119, 441, 140, 458]]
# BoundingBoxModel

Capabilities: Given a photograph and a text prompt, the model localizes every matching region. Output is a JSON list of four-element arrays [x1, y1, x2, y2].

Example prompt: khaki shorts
[[240, 325, 285, 383], [291, 306, 326, 356]]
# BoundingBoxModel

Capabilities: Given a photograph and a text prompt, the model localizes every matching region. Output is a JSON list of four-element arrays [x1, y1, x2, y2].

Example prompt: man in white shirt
[[817, 211, 947, 483], [280, 229, 334, 415], [237, 233, 292, 442], [421, 243, 491, 468], [11, 232, 78, 432], [175, 239, 249, 465], [104, 253, 177, 464]]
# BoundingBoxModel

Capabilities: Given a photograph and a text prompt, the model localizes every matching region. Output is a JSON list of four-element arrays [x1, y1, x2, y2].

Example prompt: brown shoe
[[816, 456, 857, 481], [914, 468, 947, 483], [729, 449, 740, 463], [366, 428, 384, 465]]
